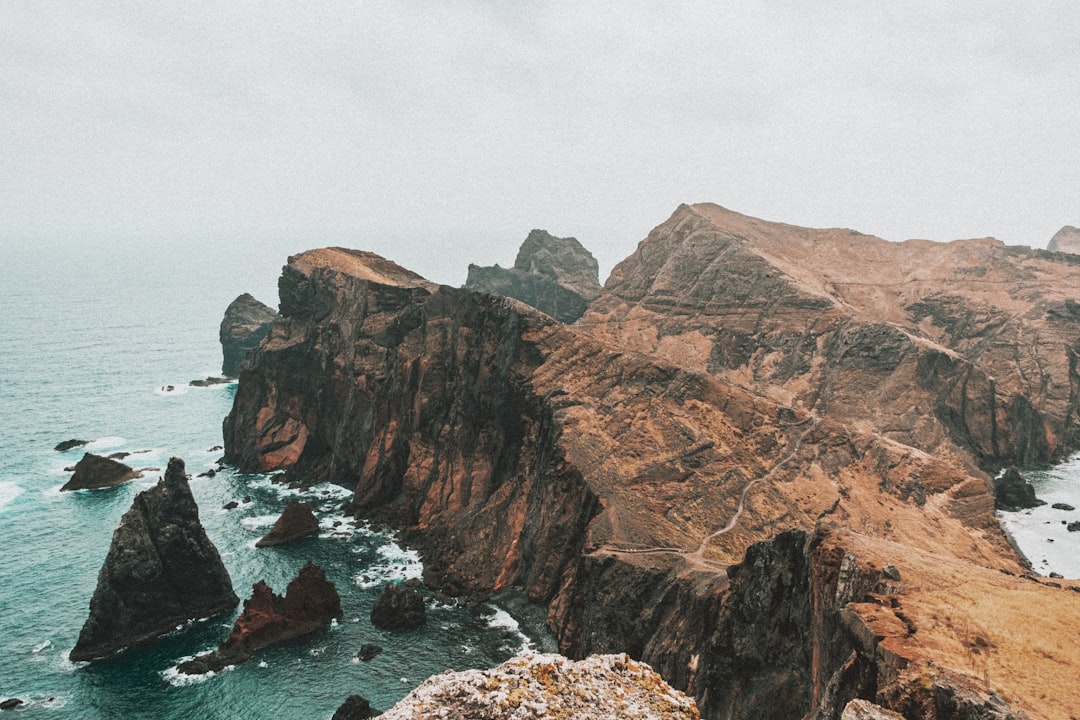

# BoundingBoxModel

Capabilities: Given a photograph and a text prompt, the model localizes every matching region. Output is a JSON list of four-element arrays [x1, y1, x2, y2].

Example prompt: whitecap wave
[[354, 541, 424, 588], [161, 652, 233, 686], [482, 605, 533, 654], [0, 481, 24, 511], [154, 385, 189, 396], [86, 436, 126, 450], [240, 515, 280, 531]]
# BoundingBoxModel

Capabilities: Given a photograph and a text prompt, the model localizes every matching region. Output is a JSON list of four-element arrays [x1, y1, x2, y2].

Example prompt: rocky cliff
[[223, 219, 1080, 718], [465, 229, 601, 323], [70, 458, 238, 662], [220, 293, 277, 377]]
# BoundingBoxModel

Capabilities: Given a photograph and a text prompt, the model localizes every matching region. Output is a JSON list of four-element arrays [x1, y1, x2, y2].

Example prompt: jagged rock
[[1052, 502, 1075, 511], [54, 438, 90, 451], [355, 643, 383, 661], [178, 561, 341, 674], [190, 376, 229, 387], [60, 453, 142, 491], [841, 699, 904, 719], [1047, 225, 1080, 255], [255, 500, 319, 547], [370, 584, 425, 629], [378, 653, 698, 720], [465, 229, 601, 323], [993, 468, 1045, 511], [881, 564, 901, 582], [0, 699, 23, 711], [223, 500, 239, 510], [332, 695, 381, 720], [107, 451, 130, 460], [70, 458, 238, 662], [220, 293, 277, 377]]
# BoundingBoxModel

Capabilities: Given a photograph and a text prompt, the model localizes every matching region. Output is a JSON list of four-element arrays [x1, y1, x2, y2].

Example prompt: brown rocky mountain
[[465, 229, 601, 323], [1047, 225, 1080, 255], [223, 210, 1080, 719]]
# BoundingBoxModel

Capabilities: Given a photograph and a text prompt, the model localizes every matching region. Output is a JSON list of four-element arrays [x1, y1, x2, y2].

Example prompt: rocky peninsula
[[70, 458, 237, 662], [222, 207, 1080, 719]]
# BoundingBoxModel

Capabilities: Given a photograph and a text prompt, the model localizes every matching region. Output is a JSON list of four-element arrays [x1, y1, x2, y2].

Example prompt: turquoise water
[[0, 240, 534, 717]]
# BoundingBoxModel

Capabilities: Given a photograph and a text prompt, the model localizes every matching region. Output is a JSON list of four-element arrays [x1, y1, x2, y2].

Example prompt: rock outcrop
[[220, 293, 277, 377], [61, 452, 142, 491], [70, 458, 238, 662], [370, 584, 425, 629], [465, 229, 601, 323], [179, 561, 341, 674], [1047, 225, 1080, 255], [54, 438, 90, 452], [223, 221, 1080, 718], [377, 653, 699, 720], [992, 467, 1045, 511], [255, 499, 319, 547], [332, 695, 382, 720]]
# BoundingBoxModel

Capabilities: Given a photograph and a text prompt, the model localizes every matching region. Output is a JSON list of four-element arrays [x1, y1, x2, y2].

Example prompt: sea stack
[[178, 561, 342, 674], [60, 452, 142, 491], [465, 229, 601, 323], [220, 293, 277, 377], [70, 458, 238, 662], [255, 500, 320, 547]]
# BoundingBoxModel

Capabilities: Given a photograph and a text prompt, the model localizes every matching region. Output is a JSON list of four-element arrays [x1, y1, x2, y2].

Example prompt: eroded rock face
[[465, 229, 601, 323], [377, 653, 699, 720], [220, 293, 277, 377], [992, 467, 1045, 511], [70, 458, 238, 662], [370, 584, 425, 629], [61, 452, 142, 491], [255, 499, 319, 547], [179, 560, 341, 674], [1047, 225, 1080, 255]]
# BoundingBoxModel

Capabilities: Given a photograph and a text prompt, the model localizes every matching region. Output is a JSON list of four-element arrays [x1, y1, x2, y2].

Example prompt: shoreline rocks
[[60, 453, 142, 491], [54, 439, 90, 452], [178, 561, 341, 674], [255, 500, 319, 547], [993, 467, 1046, 512], [70, 458, 238, 662], [370, 584, 425, 630]]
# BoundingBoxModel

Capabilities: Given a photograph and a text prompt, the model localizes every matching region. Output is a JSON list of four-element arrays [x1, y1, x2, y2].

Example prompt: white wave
[[57, 650, 84, 671], [86, 436, 126, 450], [240, 515, 280, 531], [161, 653, 234, 686], [0, 481, 24, 511], [482, 605, 533, 654], [354, 541, 423, 588], [154, 385, 189, 396], [31, 639, 52, 653]]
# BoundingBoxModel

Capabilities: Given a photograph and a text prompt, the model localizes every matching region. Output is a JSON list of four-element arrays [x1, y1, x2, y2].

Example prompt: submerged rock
[[70, 458, 238, 662], [332, 694, 381, 720], [220, 293, 277, 377], [993, 467, 1045, 511], [61, 452, 142, 491], [256, 500, 319, 547], [465, 229, 601, 323], [377, 653, 698, 719], [178, 561, 341, 674], [370, 584, 426, 630]]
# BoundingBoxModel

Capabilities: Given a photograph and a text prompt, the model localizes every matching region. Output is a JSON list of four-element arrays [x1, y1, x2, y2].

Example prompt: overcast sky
[[2, 2, 1078, 285]]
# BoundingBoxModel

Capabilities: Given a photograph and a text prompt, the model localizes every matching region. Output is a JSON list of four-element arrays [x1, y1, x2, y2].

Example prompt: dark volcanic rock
[[220, 293, 277, 377], [333, 694, 381, 719], [61, 452, 142, 491], [0, 699, 24, 711], [1068, 522, 1080, 532], [190, 376, 229, 387], [179, 561, 341, 674], [1052, 502, 1075, 511], [256, 500, 320, 547], [465, 229, 601, 323], [355, 643, 383, 661], [993, 467, 1045, 511], [70, 458, 238, 662], [54, 438, 90, 452], [370, 584, 426, 629]]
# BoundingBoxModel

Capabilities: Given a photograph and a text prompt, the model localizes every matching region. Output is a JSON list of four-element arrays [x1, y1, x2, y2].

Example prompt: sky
[[2, 2, 1079, 286]]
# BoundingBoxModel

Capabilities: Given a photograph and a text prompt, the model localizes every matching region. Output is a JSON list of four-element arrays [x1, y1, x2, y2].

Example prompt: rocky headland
[[70, 458, 238, 662], [178, 560, 341, 674], [465, 229, 601, 323], [60, 452, 142, 491], [220, 292, 277, 377], [222, 208, 1080, 719]]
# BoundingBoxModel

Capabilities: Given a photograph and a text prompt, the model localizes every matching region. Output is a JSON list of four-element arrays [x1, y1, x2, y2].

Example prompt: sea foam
[[0, 481, 24, 511]]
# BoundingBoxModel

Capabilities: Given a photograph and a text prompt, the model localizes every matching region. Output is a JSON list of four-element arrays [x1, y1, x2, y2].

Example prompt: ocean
[[0, 239, 542, 718], [2, 238, 1077, 717]]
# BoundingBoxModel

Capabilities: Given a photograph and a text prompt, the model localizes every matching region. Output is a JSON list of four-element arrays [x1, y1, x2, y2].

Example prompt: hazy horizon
[[3, 3, 1078, 286]]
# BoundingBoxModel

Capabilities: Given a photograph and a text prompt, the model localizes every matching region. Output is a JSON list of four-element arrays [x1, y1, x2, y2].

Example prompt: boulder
[[842, 699, 905, 719], [0, 699, 24, 711], [179, 561, 341, 674], [54, 438, 90, 451], [370, 584, 425, 630], [256, 500, 319, 547], [355, 643, 383, 662], [1047, 225, 1080, 255], [1068, 522, 1080, 532], [220, 293, 277, 377], [70, 458, 238, 661], [332, 694, 381, 719], [1052, 503, 1075, 511], [465, 229, 601, 323], [61, 453, 142, 491], [992, 467, 1045, 511]]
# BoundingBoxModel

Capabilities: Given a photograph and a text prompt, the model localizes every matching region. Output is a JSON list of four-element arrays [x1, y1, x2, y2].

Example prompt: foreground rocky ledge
[[71, 458, 237, 662], [378, 653, 698, 720], [224, 217, 1080, 718]]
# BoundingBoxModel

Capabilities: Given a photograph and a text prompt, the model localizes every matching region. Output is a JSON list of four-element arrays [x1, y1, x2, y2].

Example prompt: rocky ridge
[[70, 458, 238, 661], [223, 220, 1080, 718], [466, 229, 601, 323]]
